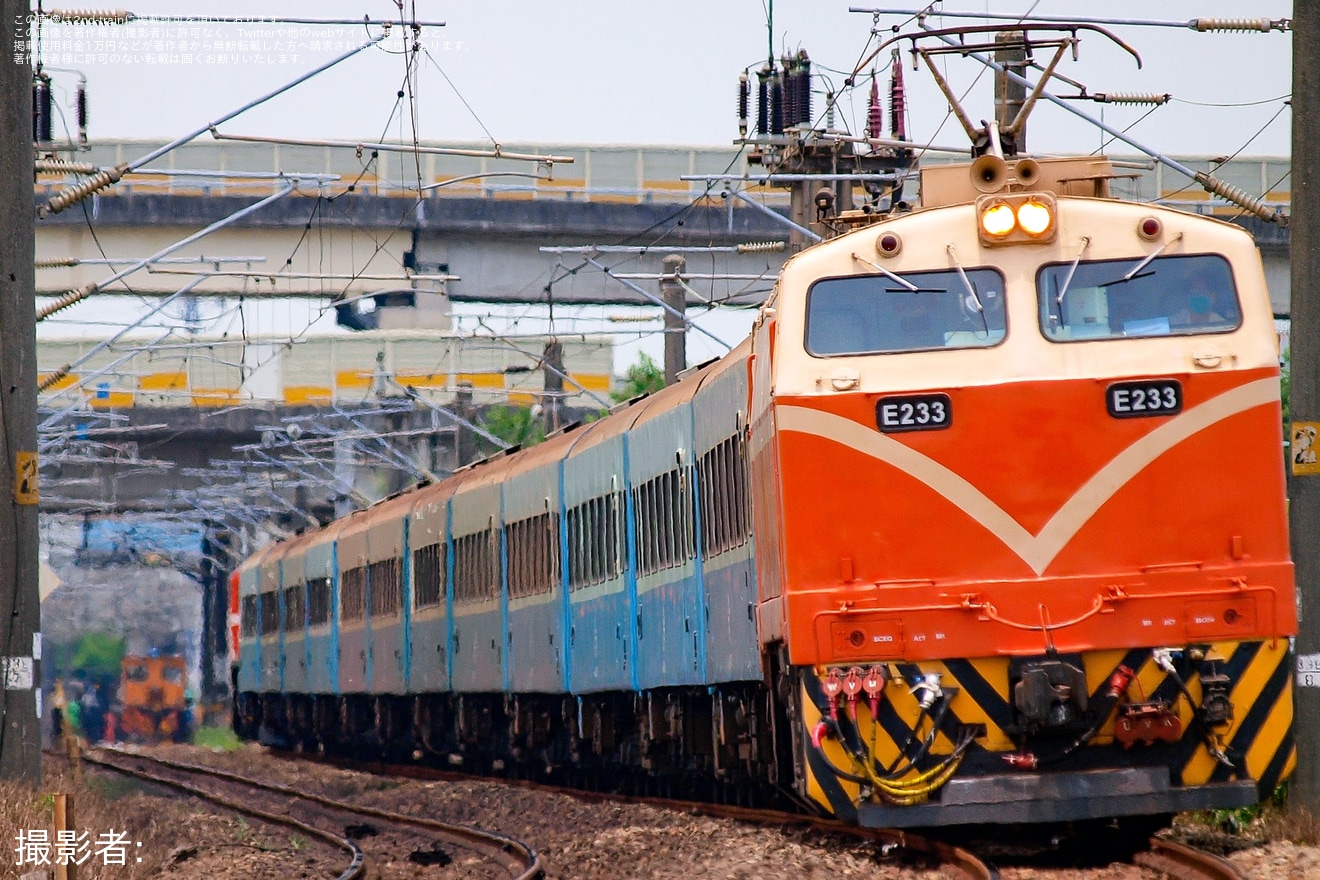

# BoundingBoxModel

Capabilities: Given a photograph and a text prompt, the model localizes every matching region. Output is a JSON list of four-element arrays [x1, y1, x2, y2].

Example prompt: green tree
[[479, 405, 546, 451], [611, 353, 666, 403], [69, 632, 125, 682]]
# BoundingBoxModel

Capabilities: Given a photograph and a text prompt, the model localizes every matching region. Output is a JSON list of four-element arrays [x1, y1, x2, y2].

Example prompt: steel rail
[[289, 750, 989, 880], [102, 748, 544, 879], [84, 748, 365, 880], [1134, 837, 1248, 880]]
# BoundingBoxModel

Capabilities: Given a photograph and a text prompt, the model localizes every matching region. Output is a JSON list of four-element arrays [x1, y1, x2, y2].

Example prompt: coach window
[[1038, 253, 1241, 341], [283, 582, 306, 633], [259, 590, 280, 636], [368, 558, 401, 618], [806, 268, 1007, 356], [307, 576, 332, 625], [240, 594, 258, 638], [413, 543, 446, 609], [340, 566, 366, 622]]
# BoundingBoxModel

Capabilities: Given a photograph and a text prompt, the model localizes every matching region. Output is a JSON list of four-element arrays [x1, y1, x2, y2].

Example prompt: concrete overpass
[[35, 139, 1293, 313]]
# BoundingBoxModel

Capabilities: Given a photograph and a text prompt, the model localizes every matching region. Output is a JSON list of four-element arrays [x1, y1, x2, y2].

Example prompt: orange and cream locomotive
[[763, 154, 1294, 825]]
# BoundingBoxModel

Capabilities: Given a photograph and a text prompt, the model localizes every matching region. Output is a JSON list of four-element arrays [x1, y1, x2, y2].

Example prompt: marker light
[[1016, 199, 1053, 236], [981, 202, 1016, 237]]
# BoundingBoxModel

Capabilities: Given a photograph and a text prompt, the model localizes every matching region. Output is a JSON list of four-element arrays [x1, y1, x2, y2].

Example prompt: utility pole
[[1289, 2, 1320, 816], [540, 340, 564, 434], [660, 255, 686, 386], [0, 0, 42, 783], [994, 32, 1027, 155]]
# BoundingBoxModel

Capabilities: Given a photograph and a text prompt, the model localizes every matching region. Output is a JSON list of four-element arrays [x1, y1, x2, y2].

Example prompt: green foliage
[[611, 353, 666, 403], [69, 632, 125, 681], [479, 405, 546, 450], [192, 725, 242, 751], [1209, 781, 1289, 835]]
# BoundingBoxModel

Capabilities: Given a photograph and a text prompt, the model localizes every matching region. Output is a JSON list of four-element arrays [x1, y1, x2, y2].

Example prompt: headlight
[[980, 202, 1016, 237], [1016, 199, 1053, 236]]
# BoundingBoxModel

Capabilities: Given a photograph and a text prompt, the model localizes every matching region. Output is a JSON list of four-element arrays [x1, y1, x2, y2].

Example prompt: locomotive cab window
[[805, 268, 1007, 356], [1038, 253, 1241, 342]]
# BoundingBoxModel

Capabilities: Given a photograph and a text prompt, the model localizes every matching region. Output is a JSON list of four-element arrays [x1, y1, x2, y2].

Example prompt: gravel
[[66, 743, 1320, 879]]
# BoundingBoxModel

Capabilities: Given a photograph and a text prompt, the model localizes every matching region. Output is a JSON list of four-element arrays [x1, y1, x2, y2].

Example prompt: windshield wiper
[[946, 244, 988, 334], [1098, 231, 1185, 288], [851, 252, 918, 292], [1054, 236, 1092, 309]]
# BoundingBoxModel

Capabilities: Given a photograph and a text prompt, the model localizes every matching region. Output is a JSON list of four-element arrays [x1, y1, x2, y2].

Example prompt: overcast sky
[[31, 1, 1293, 157]]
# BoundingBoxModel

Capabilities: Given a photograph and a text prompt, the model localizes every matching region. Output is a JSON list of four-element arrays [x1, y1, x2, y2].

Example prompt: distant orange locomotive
[[120, 655, 190, 744]]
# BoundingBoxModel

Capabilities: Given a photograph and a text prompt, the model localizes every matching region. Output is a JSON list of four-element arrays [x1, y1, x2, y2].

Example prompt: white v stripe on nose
[[777, 378, 1279, 576]]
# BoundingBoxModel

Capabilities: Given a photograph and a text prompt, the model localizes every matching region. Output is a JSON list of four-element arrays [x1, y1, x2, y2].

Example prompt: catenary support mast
[[1290, 1, 1320, 815], [0, 0, 42, 783]]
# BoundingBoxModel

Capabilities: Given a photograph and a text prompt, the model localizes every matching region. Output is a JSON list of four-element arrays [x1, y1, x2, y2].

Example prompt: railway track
[[1135, 837, 1249, 880], [280, 749, 1256, 880], [84, 747, 544, 879], [280, 750, 997, 879]]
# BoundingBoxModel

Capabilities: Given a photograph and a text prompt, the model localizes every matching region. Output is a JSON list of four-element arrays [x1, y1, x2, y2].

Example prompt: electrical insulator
[[755, 66, 770, 136], [769, 72, 784, 135], [1090, 92, 1170, 105], [825, 91, 836, 131], [1189, 17, 1287, 33], [735, 240, 787, 254], [76, 82, 89, 144], [37, 363, 73, 393], [38, 163, 127, 216], [737, 73, 749, 137], [35, 159, 98, 175], [866, 75, 883, 140], [33, 74, 53, 143], [37, 282, 99, 321], [1194, 170, 1287, 226], [780, 57, 798, 129], [798, 53, 812, 127], [890, 51, 907, 141]]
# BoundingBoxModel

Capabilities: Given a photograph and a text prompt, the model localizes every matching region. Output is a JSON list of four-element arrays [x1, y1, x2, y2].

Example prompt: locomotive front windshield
[[1038, 253, 1242, 342], [806, 268, 1007, 356]]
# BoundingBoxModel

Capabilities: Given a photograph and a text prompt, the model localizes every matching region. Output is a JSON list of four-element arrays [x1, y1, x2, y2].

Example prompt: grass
[[191, 725, 243, 751]]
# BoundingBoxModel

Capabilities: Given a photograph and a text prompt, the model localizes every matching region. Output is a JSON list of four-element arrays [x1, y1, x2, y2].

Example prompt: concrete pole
[[0, 0, 42, 783], [660, 255, 687, 386], [540, 340, 564, 434], [1289, 2, 1320, 816]]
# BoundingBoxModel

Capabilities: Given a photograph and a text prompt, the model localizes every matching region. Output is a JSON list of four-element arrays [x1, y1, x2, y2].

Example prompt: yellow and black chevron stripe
[[798, 639, 1293, 817]]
